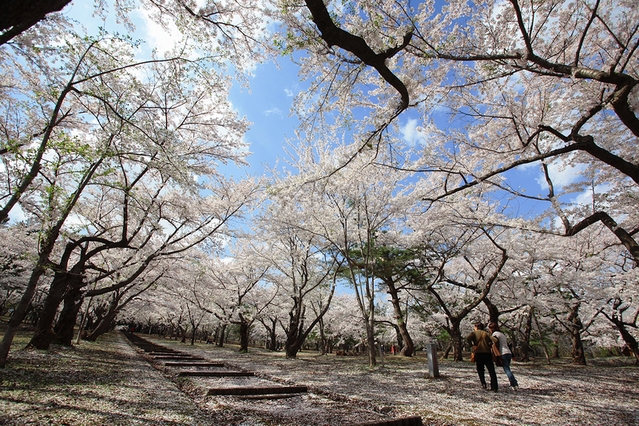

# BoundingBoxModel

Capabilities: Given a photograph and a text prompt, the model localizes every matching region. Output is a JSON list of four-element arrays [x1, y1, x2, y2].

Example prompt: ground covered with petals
[[1, 330, 638, 425]]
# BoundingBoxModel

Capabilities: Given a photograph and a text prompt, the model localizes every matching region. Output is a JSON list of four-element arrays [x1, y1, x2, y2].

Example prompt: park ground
[[1, 326, 638, 425]]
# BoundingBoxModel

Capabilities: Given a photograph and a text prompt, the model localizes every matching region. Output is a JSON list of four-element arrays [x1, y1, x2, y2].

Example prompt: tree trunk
[[238, 320, 250, 353], [53, 286, 85, 346], [28, 272, 71, 350], [387, 287, 414, 356], [284, 310, 302, 358], [83, 309, 118, 341], [394, 323, 405, 349], [532, 308, 551, 365], [604, 300, 639, 365], [366, 318, 377, 368], [448, 322, 464, 362], [567, 303, 587, 365], [216, 323, 227, 347], [285, 302, 318, 358], [0, 263, 47, 367], [318, 317, 327, 355], [0, 0, 72, 45], [264, 318, 278, 351], [443, 344, 452, 359], [519, 307, 533, 362], [614, 324, 639, 364], [483, 297, 500, 325], [190, 326, 197, 345]]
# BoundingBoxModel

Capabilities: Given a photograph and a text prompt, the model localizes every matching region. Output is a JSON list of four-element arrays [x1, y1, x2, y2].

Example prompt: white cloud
[[135, 7, 182, 55], [571, 182, 613, 209], [264, 107, 283, 117], [400, 118, 427, 145]]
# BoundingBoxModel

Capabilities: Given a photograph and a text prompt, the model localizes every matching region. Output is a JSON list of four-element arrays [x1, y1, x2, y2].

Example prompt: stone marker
[[425, 341, 439, 378]]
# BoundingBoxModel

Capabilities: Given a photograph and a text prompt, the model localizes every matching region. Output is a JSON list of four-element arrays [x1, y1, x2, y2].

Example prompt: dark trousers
[[475, 352, 498, 390]]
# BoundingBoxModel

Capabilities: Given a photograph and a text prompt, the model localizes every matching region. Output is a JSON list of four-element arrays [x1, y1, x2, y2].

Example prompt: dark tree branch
[[303, 0, 411, 112], [0, 0, 71, 45]]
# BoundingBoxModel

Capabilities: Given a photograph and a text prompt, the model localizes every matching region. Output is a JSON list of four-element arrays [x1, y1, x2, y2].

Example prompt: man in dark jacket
[[467, 321, 499, 391]]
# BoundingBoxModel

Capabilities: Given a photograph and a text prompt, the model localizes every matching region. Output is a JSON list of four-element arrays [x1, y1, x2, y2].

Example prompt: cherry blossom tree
[[206, 242, 274, 353], [323, 293, 367, 353], [269, 0, 638, 364], [253, 189, 345, 358], [407, 208, 510, 361], [0, 24, 255, 365], [269, 136, 414, 366], [273, 0, 639, 266]]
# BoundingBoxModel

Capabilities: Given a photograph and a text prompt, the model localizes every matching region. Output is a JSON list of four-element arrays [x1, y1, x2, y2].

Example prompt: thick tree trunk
[[605, 300, 639, 365], [285, 339, 301, 358], [318, 317, 327, 355], [567, 303, 587, 365], [216, 323, 227, 347], [448, 322, 464, 362], [0, 0, 72, 45], [569, 331, 586, 365], [28, 272, 71, 350], [613, 323, 639, 364], [394, 324, 405, 349], [190, 325, 198, 345], [483, 298, 500, 325], [366, 320, 377, 368], [264, 318, 278, 351], [53, 286, 85, 346], [284, 312, 302, 358], [238, 320, 250, 353]]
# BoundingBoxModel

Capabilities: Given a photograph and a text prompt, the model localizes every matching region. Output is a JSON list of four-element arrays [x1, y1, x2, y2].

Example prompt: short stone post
[[426, 341, 440, 378]]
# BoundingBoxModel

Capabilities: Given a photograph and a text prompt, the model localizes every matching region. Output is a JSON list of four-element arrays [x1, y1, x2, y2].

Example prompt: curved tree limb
[[566, 211, 639, 264], [304, 0, 411, 112]]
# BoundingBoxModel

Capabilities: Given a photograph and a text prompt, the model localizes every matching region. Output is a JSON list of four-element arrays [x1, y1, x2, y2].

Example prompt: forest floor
[[1, 327, 638, 426]]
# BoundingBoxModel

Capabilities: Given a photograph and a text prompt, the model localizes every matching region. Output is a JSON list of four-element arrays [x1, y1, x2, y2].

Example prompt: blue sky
[[227, 58, 303, 178]]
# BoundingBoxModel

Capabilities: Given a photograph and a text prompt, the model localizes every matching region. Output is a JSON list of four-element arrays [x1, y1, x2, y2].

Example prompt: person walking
[[489, 322, 519, 390], [467, 321, 499, 391]]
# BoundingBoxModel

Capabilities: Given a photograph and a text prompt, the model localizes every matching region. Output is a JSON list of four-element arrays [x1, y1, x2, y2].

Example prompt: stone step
[[152, 355, 205, 360], [207, 385, 308, 396], [165, 361, 225, 368], [178, 370, 253, 377]]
